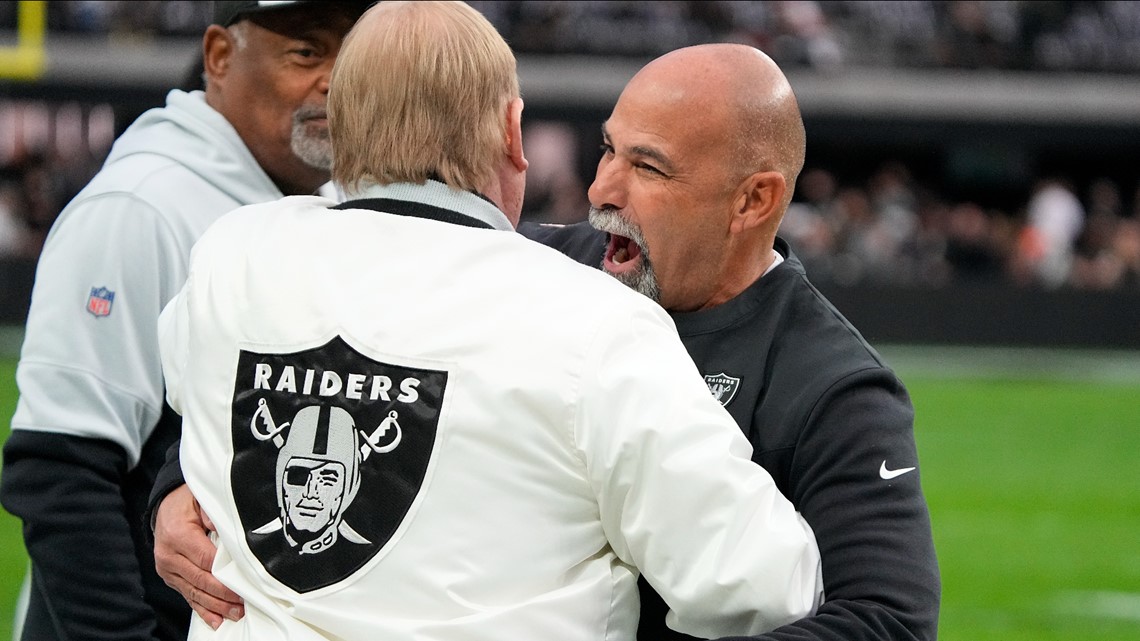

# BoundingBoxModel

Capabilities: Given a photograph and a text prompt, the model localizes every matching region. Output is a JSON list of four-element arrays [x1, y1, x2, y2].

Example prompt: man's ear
[[731, 171, 786, 235], [202, 25, 235, 84], [505, 97, 529, 172]]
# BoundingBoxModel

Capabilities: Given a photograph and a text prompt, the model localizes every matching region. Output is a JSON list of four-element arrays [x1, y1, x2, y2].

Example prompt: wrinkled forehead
[[608, 76, 730, 162]]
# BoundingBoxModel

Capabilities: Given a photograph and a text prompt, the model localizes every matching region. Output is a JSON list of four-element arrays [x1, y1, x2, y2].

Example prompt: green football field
[[0, 347, 1137, 639]]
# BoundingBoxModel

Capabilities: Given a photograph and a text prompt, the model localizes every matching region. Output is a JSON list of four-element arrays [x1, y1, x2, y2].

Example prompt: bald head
[[589, 44, 808, 310], [627, 44, 806, 203]]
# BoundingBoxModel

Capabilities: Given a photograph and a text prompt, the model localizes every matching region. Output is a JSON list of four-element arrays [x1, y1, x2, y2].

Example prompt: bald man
[[152, 42, 939, 640], [525, 43, 940, 641]]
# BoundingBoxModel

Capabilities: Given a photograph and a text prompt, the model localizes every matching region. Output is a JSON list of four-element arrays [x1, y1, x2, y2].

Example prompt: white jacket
[[161, 181, 822, 641]]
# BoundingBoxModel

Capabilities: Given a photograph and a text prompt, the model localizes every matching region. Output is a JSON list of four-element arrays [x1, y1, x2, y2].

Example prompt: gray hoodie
[[14, 89, 285, 460], [2, 89, 290, 641]]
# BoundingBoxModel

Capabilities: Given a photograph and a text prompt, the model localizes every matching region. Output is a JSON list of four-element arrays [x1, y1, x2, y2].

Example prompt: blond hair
[[329, 1, 519, 191]]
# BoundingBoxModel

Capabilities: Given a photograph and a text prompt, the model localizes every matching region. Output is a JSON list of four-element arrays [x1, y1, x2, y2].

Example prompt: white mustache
[[588, 207, 646, 250], [294, 105, 328, 123]]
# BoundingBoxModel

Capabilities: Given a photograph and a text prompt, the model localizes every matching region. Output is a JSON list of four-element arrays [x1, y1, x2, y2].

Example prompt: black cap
[[212, 1, 373, 27]]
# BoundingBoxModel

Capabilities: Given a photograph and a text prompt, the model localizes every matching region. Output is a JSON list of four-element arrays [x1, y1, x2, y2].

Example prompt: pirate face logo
[[266, 405, 363, 553], [232, 337, 446, 593], [704, 372, 741, 407], [284, 458, 346, 535]]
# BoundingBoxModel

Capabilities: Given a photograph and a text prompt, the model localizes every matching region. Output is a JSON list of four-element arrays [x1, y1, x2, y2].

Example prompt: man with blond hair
[[159, 2, 822, 639]]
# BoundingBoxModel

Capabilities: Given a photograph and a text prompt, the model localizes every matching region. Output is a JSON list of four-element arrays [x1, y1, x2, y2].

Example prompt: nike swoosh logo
[[880, 461, 916, 480]]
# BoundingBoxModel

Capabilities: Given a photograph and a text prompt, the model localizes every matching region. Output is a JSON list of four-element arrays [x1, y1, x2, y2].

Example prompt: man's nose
[[588, 159, 625, 210], [316, 61, 334, 95]]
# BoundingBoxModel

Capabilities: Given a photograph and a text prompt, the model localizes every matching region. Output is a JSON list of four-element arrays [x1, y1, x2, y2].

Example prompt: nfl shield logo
[[704, 372, 741, 407], [86, 287, 115, 318]]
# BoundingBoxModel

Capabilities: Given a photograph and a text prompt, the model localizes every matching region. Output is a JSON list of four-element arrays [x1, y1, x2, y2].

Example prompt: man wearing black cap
[[0, 2, 369, 640]]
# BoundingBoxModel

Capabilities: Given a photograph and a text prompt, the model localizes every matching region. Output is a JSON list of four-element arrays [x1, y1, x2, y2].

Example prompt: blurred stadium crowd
[[11, 1, 1140, 73], [1, 1, 1139, 290]]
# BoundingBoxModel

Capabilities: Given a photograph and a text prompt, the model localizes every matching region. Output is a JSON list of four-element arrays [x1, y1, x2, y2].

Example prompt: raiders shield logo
[[231, 336, 447, 593], [704, 372, 741, 407]]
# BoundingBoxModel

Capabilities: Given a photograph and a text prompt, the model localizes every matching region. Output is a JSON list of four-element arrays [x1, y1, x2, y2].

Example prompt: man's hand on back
[[153, 484, 245, 630]]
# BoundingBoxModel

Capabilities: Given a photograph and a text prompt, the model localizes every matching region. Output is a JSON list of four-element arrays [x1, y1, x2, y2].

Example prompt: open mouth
[[604, 233, 644, 273]]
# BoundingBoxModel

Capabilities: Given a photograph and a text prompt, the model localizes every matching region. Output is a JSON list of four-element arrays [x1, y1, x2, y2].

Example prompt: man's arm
[[640, 369, 939, 641], [151, 481, 244, 630], [729, 369, 940, 641], [147, 253, 243, 628], [1, 432, 164, 641], [584, 305, 823, 637]]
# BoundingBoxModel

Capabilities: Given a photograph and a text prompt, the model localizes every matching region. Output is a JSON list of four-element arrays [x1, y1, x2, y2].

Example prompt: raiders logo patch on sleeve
[[229, 336, 447, 593]]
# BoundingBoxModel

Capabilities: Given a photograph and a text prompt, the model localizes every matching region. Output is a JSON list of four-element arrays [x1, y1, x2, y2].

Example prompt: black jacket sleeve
[[724, 369, 939, 641], [638, 368, 940, 641], [146, 438, 188, 537], [1, 430, 165, 641]]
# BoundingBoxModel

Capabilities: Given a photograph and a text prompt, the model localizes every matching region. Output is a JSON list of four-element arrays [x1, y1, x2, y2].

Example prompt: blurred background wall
[[1, 0, 1139, 348]]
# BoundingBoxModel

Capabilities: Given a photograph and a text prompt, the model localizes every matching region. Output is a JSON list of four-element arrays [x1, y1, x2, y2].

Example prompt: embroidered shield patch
[[231, 336, 447, 593], [703, 372, 741, 407], [86, 287, 114, 317]]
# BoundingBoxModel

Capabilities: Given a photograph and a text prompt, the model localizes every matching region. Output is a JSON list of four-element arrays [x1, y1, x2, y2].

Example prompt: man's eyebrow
[[628, 145, 675, 174], [601, 123, 675, 173]]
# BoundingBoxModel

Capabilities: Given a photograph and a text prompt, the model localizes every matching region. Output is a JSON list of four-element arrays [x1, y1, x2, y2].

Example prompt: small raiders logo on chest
[[704, 372, 741, 407]]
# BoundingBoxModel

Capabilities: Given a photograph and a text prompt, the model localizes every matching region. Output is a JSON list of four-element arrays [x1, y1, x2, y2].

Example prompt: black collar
[[331, 198, 494, 230]]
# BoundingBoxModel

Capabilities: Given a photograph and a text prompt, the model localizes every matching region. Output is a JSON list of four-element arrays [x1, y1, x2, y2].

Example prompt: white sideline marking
[[879, 344, 1140, 385], [1052, 590, 1140, 623]]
